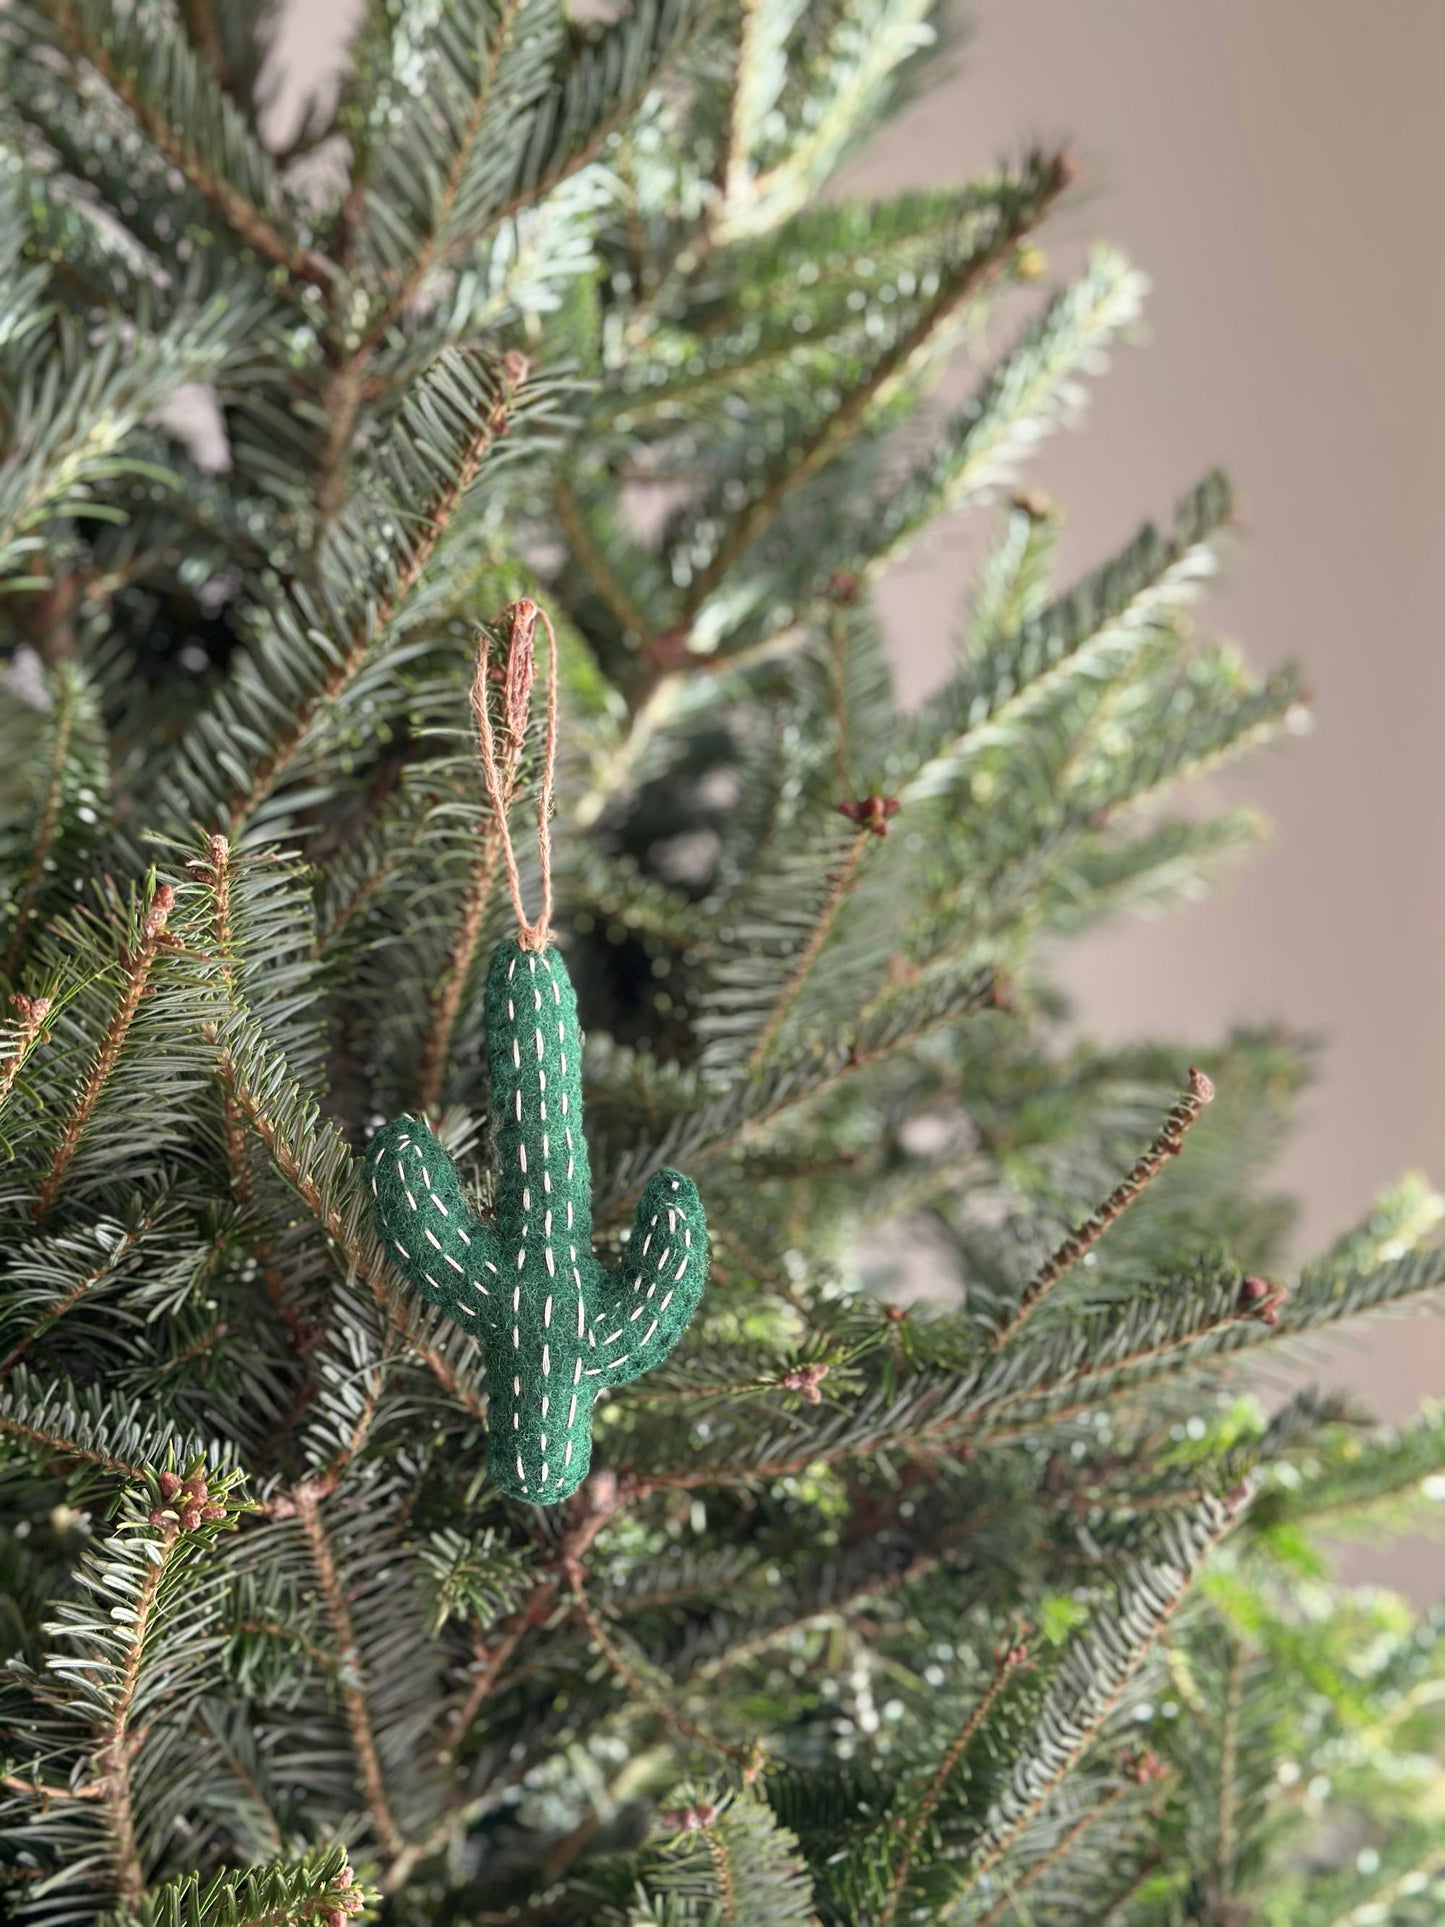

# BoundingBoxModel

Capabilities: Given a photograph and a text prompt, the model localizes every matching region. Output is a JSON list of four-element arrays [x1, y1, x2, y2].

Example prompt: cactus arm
[[366, 1118, 505, 1338], [588, 1170, 710, 1387]]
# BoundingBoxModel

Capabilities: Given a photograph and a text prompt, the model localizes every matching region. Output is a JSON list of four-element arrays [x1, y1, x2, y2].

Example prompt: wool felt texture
[[367, 939, 708, 1503]]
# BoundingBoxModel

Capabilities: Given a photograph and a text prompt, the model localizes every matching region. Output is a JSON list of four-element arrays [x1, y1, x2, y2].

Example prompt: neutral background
[[273, 2, 1443, 1584]]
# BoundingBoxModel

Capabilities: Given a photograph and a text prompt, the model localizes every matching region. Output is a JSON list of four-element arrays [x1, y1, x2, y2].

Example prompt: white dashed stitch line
[[512, 1411, 519, 1430], [541, 1462, 549, 1483], [567, 1393, 578, 1427], [431, 1193, 448, 1216], [472, 1279, 489, 1297], [642, 1319, 658, 1345], [522, 1187, 530, 1212], [513, 1376, 520, 1396], [370, 1173, 378, 1196], [514, 1090, 522, 1121], [512, 1038, 520, 1068], [444, 1254, 463, 1274], [393, 1239, 411, 1259], [564, 1439, 574, 1466], [516, 1453, 525, 1482], [516, 1247, 526, 1271], [508, 956, 517, 980], [629, 1305, 644, 1321], [424, 1228, 441, 1250], [508, 997, 515, 1020], [545, 1246, 555, 1276], [573, 1357, 583, 1385], [405, 1188, 417, 1211], [602, 1329, 622, 1345], [512, 1324, 520, 1348], [669, 1179, 679, 1192], [483, 1259, 498, 1274], [513, 1285, 521, 1311], [660, 1290, 674, 1312], [519, 1143, 527, 1173], [458, 1227, 471, 1246], [421, 1165, 431, 1187], [395, 1160, 407, 1183], [534, 1026, 544, 1061], [424, 1272, 440, 1291], [540, 1394, 549, 1416], [542, 1344, 550, 1376], [544, 1294, 553, 1327]]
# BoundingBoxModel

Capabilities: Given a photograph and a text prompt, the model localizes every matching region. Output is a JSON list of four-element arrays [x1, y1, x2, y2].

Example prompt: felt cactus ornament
[[367, 603, 708, 1504]]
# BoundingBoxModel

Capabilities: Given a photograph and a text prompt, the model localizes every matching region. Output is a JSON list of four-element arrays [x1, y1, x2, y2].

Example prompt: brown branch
[[746, 831, 869, 1073], [97, 1528, 177, 1901], [993, 1068, 1215, 1348], [570, 1570, 757, 1770], [439, 1479, 624, 1759], [713, 0, 763, 211], [1216, 1638, 1246, 1900], [1, 1771, 106, 1802], [674, 157, 1072, 623], [553, 474, 651, 644], [32, 885, 176, 1221], [881, 1631, 1032, 1925], [293, 1483, 406, 1859], [52, 5, 333, 291], [223, 380, 511, 836], [701, 1818, 739, 1926], [3, 669, 76, 982]]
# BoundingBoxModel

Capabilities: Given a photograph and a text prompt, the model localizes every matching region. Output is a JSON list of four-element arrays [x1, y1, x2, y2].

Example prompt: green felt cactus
[[366, 602, 708, 1503]]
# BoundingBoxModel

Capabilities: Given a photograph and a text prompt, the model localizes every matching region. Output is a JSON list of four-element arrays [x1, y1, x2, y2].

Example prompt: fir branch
[[677, 149, 1073, 621], [744, 829, 870, 1073], [0, 1375, 152, 1480], [2, 666, 77, 982], [882, 1629, 1032, 1923], [962, 1493, 1245, 1898], [92, 1525, 172, 1903], [32, 882, 175, 1222], [43, 0, 334, 291], [0, 990, 53, 1106], [219, 373, 511, 836], [993, 1067, 1214, 1347], [0, 1214, 150, 1374], [973, 1780, 1135, 1927], [570, 1567, 756, 1768], [292, 1483, 405, 1860]]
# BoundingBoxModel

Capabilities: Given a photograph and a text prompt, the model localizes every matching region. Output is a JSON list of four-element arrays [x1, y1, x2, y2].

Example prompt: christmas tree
[[1, 4, 1442, 1923]]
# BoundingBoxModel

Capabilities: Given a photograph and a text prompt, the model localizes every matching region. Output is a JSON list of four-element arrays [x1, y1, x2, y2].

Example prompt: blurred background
[[273, 2, 1443, 1578]]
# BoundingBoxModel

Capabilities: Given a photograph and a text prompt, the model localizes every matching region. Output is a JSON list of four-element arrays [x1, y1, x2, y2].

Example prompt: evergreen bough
[[0, 4, 1440, 1925]]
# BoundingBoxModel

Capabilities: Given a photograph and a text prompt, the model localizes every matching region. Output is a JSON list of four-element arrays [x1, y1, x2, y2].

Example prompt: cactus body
[[367, 940, 708, 1502]]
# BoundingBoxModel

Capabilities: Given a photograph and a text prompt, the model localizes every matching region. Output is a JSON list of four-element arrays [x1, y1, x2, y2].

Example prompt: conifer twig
[[2, 666, 77, 982], [973, 1779, 1133, 1927], [293, 1484, 406, 1859], [992, 1068, 1214, 1349], [882, 1628, 1033, 1924], [0, 993, 53, 1106], [674, 155, 1074, 625], [224, 382, 515, 834], [0, 1216, 148, 1375], [745, 830, 870, 1072], [32, 885, 176, 1222], [50, 3, 334, 292], [96, 1526, 180, 1902]]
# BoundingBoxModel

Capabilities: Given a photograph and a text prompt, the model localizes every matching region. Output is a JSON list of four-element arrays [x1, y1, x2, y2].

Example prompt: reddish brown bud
[[1188, 1066, 1214, 1104], [884, 1304, 909, 1324], [1240, 1276, 1270, 1302], [837, 795, 901, 838], [1121, 1745, 1167, 1785], [501, 349, 531, 387], [158, 1470, 183, 1499], [201, 1502, 226, 1521], [660, 1802, 718, 1832], [781, 1364, 830, 1404], [179, 1503, 203, 1532], [828, 569, 861, 603], [143, 884, 175, 944], [148, 1506, 172, 1528]]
